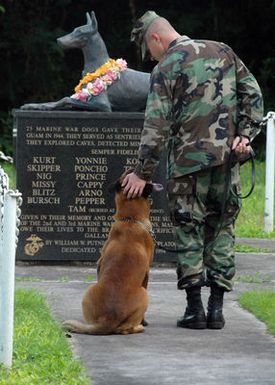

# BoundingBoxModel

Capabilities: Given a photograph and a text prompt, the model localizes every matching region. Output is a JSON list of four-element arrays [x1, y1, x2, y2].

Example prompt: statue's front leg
[[81, 92, 112, 112], [20, 97, 72, 111]]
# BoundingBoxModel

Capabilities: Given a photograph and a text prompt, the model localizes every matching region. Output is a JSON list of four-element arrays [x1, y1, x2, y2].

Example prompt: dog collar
[[115, 217, 156, 241]]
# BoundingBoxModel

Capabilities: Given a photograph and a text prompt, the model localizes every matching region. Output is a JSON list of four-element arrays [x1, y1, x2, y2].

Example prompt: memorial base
[[13, 110, 176, 262]]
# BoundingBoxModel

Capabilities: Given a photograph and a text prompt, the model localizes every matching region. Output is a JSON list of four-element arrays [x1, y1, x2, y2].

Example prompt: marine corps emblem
[[24, 234, 44, 256]]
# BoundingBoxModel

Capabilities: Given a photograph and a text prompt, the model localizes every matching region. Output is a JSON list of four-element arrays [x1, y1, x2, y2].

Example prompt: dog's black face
[[108, 179, 153, 198], [141, 183, 153, 198]]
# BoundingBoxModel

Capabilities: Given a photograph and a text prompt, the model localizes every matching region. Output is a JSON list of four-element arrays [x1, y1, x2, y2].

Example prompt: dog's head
[[109, 178, 153, 199], [108, 168, 163, 199], [108, 169, 153, 218]]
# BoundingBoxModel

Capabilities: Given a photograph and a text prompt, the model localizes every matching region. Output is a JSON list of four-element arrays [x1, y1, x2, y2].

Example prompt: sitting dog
[[62, 170, 155, 335]]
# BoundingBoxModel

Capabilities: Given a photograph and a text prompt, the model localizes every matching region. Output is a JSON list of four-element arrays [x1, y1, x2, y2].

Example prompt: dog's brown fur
[[62, 171, 155, 335]]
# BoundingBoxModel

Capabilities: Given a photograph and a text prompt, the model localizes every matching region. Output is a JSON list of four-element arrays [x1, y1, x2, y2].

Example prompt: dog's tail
[[62, 319, 113, 335]]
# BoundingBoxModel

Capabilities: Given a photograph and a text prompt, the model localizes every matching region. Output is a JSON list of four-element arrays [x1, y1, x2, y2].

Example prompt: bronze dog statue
[[21, 12, 150, 112]]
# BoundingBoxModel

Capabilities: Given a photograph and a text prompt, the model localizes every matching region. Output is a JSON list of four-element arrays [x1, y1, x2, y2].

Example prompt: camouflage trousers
[[167, 163, 242, 292]]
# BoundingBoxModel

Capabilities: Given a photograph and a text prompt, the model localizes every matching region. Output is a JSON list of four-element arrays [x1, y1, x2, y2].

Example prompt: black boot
[[177, 286, 206, 329], [207, 285, 225, 329]]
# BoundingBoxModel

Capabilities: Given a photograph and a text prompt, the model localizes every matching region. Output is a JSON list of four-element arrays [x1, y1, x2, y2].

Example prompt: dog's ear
[[142, 183, 153, 198], [108, 180, 122, 193], [108, 168, 133, 193]]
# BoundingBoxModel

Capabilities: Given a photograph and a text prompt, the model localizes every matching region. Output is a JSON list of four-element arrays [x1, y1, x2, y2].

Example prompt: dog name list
[[26, 156, 61, 205], [71, 156, 107, 211]]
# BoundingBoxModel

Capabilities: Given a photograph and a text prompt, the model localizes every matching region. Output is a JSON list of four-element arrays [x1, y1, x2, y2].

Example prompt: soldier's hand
[[232, 136, 251, 155], [121, 172, 146, 199]]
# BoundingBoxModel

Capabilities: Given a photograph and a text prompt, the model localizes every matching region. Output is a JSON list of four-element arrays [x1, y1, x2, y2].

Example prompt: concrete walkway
[[15, 246, 275, 385]]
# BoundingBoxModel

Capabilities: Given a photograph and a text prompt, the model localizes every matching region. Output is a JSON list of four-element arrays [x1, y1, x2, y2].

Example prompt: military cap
[[131, 10, 160, 60]]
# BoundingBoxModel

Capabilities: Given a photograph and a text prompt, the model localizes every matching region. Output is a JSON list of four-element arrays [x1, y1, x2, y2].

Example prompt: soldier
[[122, 11, 263, 329]]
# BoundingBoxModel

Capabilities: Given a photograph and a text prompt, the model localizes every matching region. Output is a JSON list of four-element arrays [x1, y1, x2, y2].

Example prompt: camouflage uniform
[[131, 14, 264, 291]]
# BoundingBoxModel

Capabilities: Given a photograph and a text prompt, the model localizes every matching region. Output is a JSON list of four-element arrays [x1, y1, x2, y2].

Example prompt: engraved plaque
[[13, 111, 176, 262]]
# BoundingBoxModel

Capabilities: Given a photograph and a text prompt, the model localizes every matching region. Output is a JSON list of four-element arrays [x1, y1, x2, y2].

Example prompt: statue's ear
[[86, 12, 91, 24], [87, 11, 98, 31]]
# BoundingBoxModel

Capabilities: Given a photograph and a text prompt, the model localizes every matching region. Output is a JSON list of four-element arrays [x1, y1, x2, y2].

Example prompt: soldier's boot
[[177, 286, 207, 329], [207, 285, 225, 329]]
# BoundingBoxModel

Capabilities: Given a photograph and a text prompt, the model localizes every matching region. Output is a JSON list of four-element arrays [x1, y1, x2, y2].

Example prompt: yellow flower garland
[[74, 58, 119, 93]]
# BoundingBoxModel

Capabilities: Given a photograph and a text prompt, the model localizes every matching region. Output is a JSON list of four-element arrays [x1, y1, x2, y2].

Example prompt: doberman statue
[[21, 11, 150, 112]]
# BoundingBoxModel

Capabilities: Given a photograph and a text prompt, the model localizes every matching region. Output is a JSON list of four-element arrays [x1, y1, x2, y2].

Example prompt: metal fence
[[264, 111, 275, 233], [0, 160, 22, 368]]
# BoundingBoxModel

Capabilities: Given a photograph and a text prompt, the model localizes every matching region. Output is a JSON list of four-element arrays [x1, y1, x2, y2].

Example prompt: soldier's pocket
[[167, 176, 196, 227], [225, 166, 242, 224], [226, 183, 242, 223]]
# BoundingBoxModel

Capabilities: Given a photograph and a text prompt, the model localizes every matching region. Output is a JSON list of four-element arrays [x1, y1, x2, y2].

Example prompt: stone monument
[[15, 11, 176, 262]]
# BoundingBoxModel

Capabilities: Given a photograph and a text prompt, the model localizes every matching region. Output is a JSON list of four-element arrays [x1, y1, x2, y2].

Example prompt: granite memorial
[[14, 110, 176, 262], [15, 11, 176, 262]]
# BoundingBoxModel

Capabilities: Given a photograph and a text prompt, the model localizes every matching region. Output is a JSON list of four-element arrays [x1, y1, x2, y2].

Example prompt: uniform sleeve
[[235, 55, 264, 141], [134, 68, 174, 181]]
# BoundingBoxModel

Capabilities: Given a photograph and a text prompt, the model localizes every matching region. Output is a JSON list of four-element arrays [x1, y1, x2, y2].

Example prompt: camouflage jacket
[[134, 35, 264, 181]]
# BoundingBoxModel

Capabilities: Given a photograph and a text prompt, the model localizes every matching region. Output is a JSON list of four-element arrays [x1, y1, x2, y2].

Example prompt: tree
[[0, 0, 274, 156]]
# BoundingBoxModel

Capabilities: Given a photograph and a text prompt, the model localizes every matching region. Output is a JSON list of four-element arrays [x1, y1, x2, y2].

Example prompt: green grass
[[235, 271, 272, 284], [15, 277, 43, 282], [0, 162, 16, 190], [234, 244, 272, 253], [0, 289, 90, 385], [236, 160, 275, 238], [84, 274, 95, 283], [239, 290, 275, 335]]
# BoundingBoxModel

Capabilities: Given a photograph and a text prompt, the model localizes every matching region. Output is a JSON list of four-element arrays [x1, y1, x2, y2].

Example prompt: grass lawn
[[236, 160, 275, 238], [0, 289, 90, 385], [238, 290, 275, 336], [235, 161, 275, 337]]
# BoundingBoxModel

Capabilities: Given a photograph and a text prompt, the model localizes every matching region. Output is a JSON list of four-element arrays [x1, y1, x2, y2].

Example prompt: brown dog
[[62, 170, 155, 335]]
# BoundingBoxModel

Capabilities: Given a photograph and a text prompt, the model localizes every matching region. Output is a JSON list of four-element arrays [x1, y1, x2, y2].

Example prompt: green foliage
[[0, 0, 75, 110], [0, 1, 274, 108], [235, 160, 275, 238], [259, 57, 275, 112], [238, 290, 275, 335], [0, 111, 13, 156], [0, 288, 91, 385], [1, 1, 274, 155], [131, 0, 275, 113], [0, 162, 16, 189]]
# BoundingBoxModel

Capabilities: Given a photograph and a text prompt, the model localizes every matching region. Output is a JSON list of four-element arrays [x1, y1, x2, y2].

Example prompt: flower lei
[[71, 58, 127, 102]]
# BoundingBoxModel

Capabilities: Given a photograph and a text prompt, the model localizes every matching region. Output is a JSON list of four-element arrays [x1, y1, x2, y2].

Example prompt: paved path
[[15, 250, 275, 385]]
